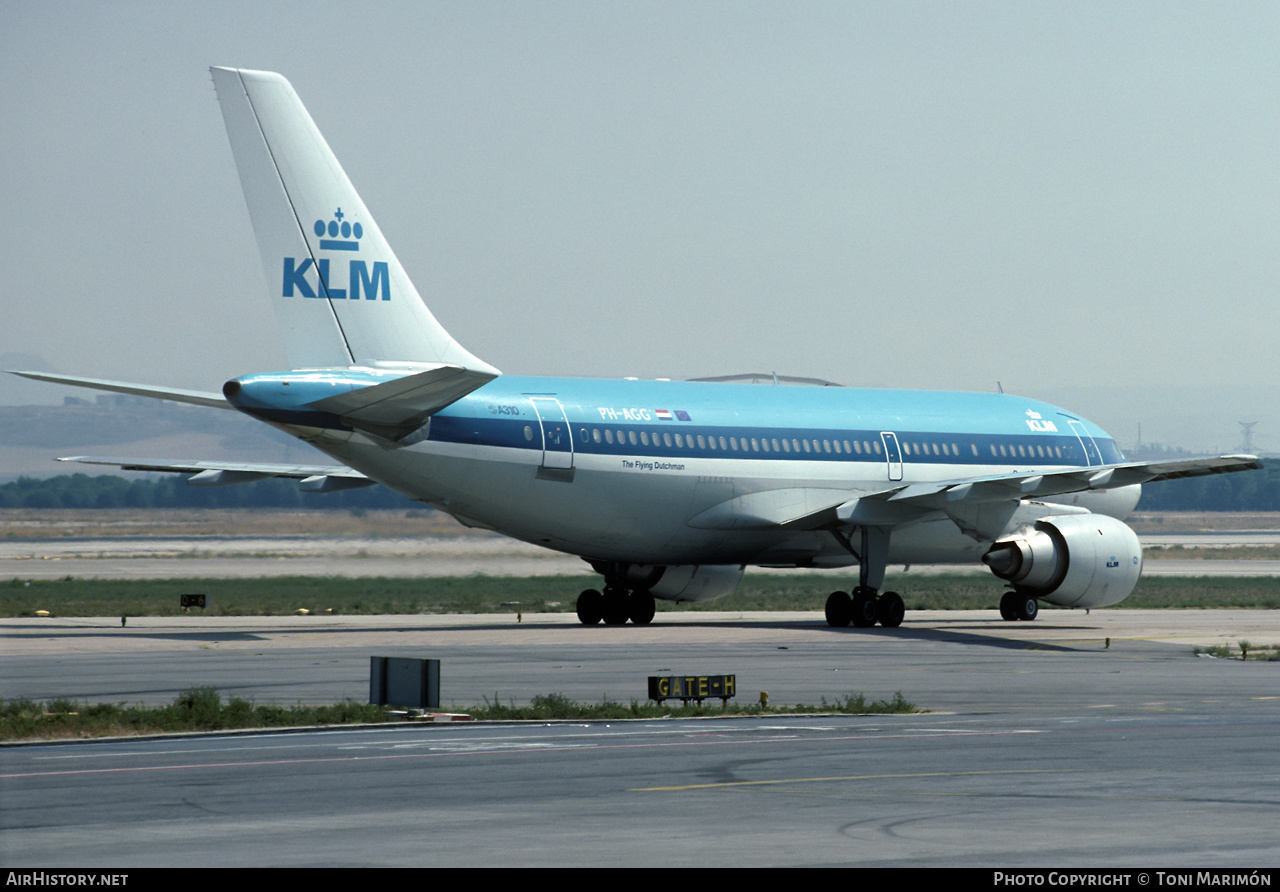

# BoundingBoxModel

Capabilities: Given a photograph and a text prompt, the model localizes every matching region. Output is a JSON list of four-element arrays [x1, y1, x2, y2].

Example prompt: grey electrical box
[[370, 657, 440, 709]]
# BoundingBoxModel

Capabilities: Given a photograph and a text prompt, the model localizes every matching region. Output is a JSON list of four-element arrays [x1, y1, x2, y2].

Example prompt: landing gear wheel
[[877, 591, 905, 628], [825, 591, 852, 627], [999, 591, 1019, 622], [851, 587, 878, 628], [1016, 594, 1039, 622], [601, 586, 630, 625], [629, 589, 656, 625], [576, 589, 603, 625]]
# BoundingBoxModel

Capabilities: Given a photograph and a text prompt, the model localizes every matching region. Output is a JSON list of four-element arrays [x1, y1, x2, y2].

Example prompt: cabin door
[[531, 398, 574, 470], [880, 431, 903, 481], [1066, 420, 1101, 467]]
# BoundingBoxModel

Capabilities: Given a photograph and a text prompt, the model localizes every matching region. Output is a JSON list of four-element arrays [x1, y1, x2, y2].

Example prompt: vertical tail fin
[[210, 67, 498, 375]]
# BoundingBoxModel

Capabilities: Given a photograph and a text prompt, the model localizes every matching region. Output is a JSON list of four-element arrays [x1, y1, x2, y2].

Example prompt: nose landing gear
[[999, 590, 1039, 621]]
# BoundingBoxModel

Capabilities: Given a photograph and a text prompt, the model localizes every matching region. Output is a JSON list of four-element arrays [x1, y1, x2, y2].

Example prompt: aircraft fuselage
[[231, 371, 1139, 579]]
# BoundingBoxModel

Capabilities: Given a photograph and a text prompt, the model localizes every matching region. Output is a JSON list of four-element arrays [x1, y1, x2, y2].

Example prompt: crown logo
[[313, 208, 361, 251]]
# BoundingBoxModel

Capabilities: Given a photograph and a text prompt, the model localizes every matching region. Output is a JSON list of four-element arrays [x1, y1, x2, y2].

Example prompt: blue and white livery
[[13, 68, 1261, 627]]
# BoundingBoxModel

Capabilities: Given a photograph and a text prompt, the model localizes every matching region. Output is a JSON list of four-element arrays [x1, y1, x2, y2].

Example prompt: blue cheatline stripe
[[427, 415, 1120, 468]]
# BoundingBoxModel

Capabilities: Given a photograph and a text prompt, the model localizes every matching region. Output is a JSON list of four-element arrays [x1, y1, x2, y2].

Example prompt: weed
[[2, 688, 919, 741]]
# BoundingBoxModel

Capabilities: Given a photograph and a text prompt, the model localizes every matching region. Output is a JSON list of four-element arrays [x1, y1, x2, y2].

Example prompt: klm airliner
[[13, 68, 1260, 627]]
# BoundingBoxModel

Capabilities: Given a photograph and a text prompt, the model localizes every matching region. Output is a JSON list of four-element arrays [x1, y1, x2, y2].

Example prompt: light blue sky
[[3, 2, 1277, 452]]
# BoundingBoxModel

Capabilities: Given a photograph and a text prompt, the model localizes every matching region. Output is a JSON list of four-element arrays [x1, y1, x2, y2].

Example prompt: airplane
[[12, 67, 1261, 628]]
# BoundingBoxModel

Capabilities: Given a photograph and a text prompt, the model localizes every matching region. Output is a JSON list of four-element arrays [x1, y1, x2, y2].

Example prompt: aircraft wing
[[58, 456, 375, 492], [691, 454, 1262, 533], [8, 371, 230, 409], [857, 454, 1262, 512]]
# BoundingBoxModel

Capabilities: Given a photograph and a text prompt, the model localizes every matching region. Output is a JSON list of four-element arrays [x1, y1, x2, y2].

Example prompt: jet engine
[[982, 514, 1142, 609]]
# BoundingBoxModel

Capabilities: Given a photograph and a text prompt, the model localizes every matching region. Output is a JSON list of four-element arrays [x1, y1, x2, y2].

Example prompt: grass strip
[[5, 573, 1280, 617], [2, 688, 916, 742], [1193, 641, 1280, 661], [469, 691, 916, 721]]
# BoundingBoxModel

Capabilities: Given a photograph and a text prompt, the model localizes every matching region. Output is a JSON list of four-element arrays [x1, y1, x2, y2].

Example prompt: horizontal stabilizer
[[58, 456, 373, 492], [306, 365, 498, 440], [9, 371, 230, 409]]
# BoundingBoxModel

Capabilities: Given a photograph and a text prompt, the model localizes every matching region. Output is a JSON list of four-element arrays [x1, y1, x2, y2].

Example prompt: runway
[[4, 609, 1279, 706], [5, 530, 1280, 578], [5, 709, 1279, 867], [4, 515, 1280, 867], [3, 610, 1279, 866]]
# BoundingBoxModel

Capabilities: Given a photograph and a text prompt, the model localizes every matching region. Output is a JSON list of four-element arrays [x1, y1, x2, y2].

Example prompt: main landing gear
[[999, 591, 1039, 621], [825, 524, 906, 629], [824, 588, 905, 628], [576, 586, 656, 626]]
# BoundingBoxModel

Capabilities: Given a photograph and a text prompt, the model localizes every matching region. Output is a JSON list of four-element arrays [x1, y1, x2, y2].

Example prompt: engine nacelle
[[648, 565, 746, 603], [982, 514, 1143, 609]]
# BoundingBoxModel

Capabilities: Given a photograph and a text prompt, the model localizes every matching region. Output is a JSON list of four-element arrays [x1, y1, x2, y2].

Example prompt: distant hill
[[0, 472, 417, 510], [0, 397, 321, 480]]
